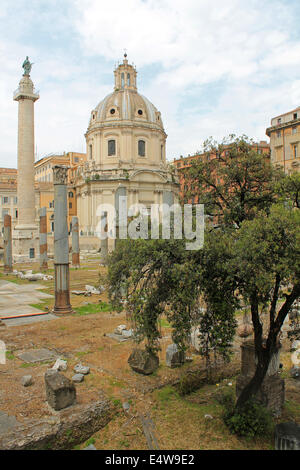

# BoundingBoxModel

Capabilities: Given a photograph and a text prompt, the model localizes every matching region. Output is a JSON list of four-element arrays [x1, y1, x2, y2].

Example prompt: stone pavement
[[0, 280, 55, 325], [0, 280, 53, 318], [0, 411, 19, 436]]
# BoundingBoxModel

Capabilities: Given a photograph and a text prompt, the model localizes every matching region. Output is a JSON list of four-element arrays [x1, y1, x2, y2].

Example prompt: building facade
[[0, 169, 18, 236], [75, 55, 179, 248], [266, 106, 300, 174], [34, 152, 86, 232], [173, 141, 270, 202], [0, 151, 86, 237]]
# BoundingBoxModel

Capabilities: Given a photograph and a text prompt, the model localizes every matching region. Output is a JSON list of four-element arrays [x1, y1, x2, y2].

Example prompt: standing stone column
[[4, 215, 12, 273], [53, 166, 73, 315], [39, 207, 48, 270], [72, 216, 80, 268], [13, 57, 39, 262], [99, 212, 108, 265]]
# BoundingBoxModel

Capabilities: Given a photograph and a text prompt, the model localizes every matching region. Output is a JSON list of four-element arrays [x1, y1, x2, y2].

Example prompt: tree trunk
[[235, 350, 270, 409]]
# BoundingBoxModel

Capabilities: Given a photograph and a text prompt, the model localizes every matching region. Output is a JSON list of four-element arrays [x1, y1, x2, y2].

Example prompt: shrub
[[214, 388, 235, 413], [223, 399, 273, 437], [176, 371, 206, 396]]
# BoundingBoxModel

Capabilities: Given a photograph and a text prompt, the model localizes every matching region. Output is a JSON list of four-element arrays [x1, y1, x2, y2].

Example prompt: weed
[[5, 351, 15, 360]]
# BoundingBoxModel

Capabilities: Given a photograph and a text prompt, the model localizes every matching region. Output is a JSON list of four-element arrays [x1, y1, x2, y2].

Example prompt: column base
[[3, 266, 13, 274], [53, 263, 73, 314]]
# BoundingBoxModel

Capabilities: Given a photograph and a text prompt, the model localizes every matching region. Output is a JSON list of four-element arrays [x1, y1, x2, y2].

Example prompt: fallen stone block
[[121, 329, 133, 338], [72, 374, 84, 383], [85, 285, 102, 295], [45, 370, 76, 411], [275, 422, 300, 450], [74, 364, 90, 375], [114, 325, 127, 335], [21, 375, 33, 387], [71, 290, 88, 296], [290, 366, 300, 380], [128, 349, 159, 375], [52, 358, 68, 372], [166, 343, 185, 368]]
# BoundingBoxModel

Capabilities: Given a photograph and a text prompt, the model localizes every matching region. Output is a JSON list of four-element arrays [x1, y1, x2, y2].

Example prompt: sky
[[1, 0, 300, 168]]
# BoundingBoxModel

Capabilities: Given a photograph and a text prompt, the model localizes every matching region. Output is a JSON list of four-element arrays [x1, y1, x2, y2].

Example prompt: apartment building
[[266, 106, 300, 174]]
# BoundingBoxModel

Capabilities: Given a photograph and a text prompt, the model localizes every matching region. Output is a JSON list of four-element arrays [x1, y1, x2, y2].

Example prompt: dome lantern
[[114, 54, 137, 91]]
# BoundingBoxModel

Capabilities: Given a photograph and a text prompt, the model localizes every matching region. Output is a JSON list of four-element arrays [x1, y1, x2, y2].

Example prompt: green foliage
[[6, 351, 15, 360], [85, 437, 96, 447], [107, 237, 200, 353], [275, 172, 300, 209], [223, 399, 273, 437], [214, 388, 235, 411], [184, 134, 283, 227], [232, 204, 300, 307], [177, 372, 206, 396], [74, 301, 112, 316], [157, 386, 179, 403]]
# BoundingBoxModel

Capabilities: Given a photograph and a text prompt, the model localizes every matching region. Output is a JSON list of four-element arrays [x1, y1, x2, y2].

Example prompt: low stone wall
[[236, 374, 285, 417], [47, 235, 100, 252], [0, 398, 115, 450]]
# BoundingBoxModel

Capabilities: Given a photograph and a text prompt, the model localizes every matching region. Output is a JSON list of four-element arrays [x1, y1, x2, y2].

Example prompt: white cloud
[[1, 0, 300, 167]]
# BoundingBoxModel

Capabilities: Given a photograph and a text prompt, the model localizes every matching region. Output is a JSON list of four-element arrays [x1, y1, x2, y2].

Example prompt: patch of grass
[[29, 303, 48, 311], [107, 377, 126, 389], [84, 437, 96, 447], [20, 360, 53, 368], [112, 398, 122, 408], [74, 302, 113, 316], [5, 350, 16, 360], [284, 399, 300, 419], [75, 350, 92, 358], [157, 386, 179, 403], [119, 439, 130, 448]]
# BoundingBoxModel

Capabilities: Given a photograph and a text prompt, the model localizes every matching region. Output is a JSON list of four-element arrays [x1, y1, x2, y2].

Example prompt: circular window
[[110, 109, 115, 115], [138, 109, 143, 115]]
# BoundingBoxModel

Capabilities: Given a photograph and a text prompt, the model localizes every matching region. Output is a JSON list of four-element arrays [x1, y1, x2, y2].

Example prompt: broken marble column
[[53, 165, 73, 314], [72, 216, 80, 268], [99, 211, 108, 265], [39, 206, 48, 270], [3, 214, 12, 273]]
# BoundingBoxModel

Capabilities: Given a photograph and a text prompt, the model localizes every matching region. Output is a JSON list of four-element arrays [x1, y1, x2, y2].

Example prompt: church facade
[[75, 55, 179, 248]]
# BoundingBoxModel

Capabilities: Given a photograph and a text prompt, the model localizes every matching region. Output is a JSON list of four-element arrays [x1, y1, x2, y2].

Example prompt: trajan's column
[[13, 57, 39, 261]]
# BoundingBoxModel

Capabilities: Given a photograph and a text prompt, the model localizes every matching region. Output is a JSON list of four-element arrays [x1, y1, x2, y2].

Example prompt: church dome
[[87, 55, 164, 132]]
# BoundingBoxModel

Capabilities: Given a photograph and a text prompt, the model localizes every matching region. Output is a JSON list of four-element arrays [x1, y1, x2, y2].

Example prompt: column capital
[[53, 165, 69, 185]]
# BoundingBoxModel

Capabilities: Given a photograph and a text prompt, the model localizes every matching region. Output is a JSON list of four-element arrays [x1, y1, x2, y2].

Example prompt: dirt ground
[[0, 257, 299, 450]]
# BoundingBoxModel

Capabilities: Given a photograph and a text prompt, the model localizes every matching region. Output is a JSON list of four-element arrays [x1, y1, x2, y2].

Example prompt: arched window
[[108, 140, 116, 156], [68, 191, 74, 198], [121, 73, 124, 88], [127, 73, 130, 86], [138, 140, 146, 157]]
